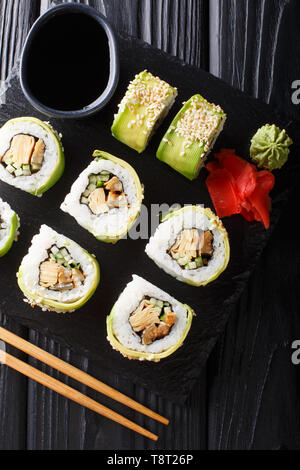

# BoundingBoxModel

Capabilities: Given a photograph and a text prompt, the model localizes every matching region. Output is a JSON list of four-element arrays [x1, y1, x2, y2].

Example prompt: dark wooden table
[[0, 0, 300, 450]]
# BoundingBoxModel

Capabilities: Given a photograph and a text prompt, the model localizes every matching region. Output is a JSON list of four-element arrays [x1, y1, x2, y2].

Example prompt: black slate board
[[0, 33, 299, 402]]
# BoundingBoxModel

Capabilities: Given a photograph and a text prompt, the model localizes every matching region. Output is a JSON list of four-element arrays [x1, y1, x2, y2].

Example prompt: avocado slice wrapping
[[0, 117, 65, 196], [0, 211, 19, 257], [90, 151, 144, 243], [156, 94, 226, 180], [17, 225, 100, 313], [146, 206, 230, 287], [107, 302, 194, 362], [111, 70, 178, 153], [17, 250, 100, 313]]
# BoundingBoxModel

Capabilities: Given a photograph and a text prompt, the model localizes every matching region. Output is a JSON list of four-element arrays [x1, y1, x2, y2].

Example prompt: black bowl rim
[[20, 2, 119, 119]]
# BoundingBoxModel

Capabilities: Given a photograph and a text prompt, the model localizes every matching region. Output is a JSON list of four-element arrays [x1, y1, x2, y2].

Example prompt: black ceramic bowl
[[20, 3, 119, 118]]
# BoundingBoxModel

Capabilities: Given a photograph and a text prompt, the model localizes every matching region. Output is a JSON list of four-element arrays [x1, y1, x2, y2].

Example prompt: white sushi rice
[[0, 197, 19, 249], [111, 275, 189, 354], [0, 119, 60, 194], [145, 206, 227, 284], [19, 225, 96, 304], [61, 158, 140, 239]]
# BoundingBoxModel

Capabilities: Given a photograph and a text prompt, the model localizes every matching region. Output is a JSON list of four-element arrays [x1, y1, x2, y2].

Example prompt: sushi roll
[[0, 197, 20, 257], [111, 70, 178, 153], [156, 94, 226, 180], [145, 206, 230, 286], [17, 225, 100, 313], [61, 150, 143, 243], [0, 117, 64, 196], [107, 275, 194, 361]]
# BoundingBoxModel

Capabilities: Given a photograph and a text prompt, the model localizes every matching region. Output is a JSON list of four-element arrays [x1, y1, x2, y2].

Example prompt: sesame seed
[[117, 71, 176, 128], [175, 98, 223, 146]]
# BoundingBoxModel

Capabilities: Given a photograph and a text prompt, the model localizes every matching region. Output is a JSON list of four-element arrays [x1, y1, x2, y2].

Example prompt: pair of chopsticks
[[0, 326, 168, 441]]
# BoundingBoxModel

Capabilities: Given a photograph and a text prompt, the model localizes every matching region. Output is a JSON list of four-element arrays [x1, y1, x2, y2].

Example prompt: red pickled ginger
[[205, 149, 275, 229]]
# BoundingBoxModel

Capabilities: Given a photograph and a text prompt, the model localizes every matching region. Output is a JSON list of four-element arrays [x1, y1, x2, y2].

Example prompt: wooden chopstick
[[1, 350, 158, 441], [0, 326, 168, 425]]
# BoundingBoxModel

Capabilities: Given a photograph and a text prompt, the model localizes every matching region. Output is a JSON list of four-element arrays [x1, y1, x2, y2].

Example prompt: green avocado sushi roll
[[111, 70, 178, 153], [156, 94, 226, 180], [61, 150, 144, 243], [0, 197, 20, 257], [17, 225, 100, 313], [107, 275, 194, 362], [145, 205, 230, 286], [0, 117, 65, 196]]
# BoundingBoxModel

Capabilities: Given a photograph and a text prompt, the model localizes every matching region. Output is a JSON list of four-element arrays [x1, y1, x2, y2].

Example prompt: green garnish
[[250, 124, 293, 170]]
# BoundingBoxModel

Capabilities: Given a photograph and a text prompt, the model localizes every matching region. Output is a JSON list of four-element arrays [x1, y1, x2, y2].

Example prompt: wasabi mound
[[250, 124, 293, 171]]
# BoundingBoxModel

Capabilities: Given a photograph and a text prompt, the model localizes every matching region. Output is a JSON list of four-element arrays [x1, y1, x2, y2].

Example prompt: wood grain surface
[[0, 0, 299, 450]]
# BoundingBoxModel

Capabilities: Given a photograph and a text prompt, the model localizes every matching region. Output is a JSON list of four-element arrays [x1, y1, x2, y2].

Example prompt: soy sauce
[[26, 13, 109, 111]]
